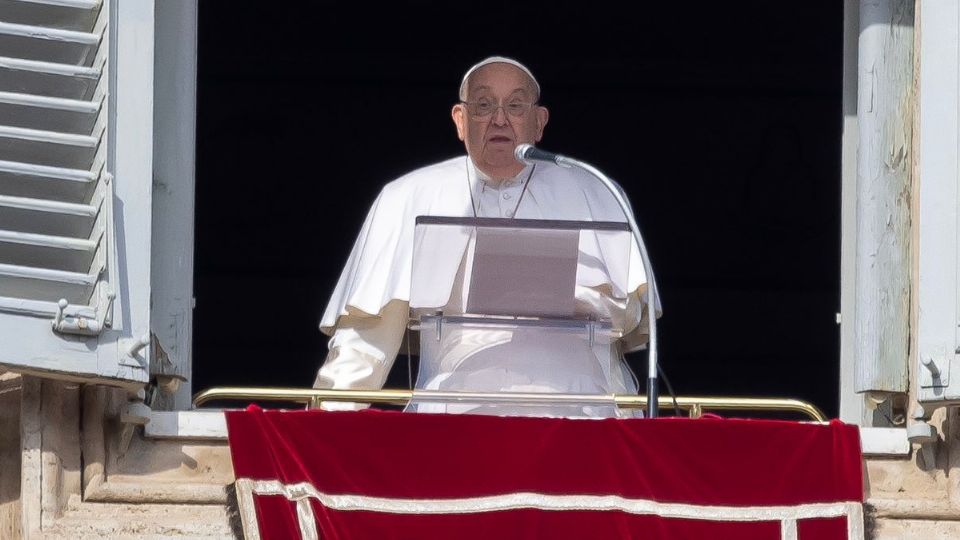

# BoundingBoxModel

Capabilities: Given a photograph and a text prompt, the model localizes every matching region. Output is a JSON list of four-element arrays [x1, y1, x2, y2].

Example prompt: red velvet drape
[[226, 407, 863, 539]]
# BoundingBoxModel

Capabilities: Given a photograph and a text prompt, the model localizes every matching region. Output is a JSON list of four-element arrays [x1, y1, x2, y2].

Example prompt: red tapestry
[[225, 407, 864, 540]]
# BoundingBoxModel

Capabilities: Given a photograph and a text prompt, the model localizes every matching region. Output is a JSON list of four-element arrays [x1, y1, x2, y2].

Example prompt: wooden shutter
[[917, 0, 960, 406], [0, 0, 153, 386]]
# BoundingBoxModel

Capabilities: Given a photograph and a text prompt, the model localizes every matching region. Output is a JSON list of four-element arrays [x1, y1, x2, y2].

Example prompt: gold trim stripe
[[234, 478, 863, 540]]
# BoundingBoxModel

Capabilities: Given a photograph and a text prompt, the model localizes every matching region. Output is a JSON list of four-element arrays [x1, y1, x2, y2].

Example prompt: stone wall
[[5, 372, 960, 538], [1, 375, 239, 539]]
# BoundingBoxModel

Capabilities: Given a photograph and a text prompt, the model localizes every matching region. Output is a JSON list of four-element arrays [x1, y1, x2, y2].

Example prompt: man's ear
[[534, 106, 549, 142], [452, 103, 466, 141]]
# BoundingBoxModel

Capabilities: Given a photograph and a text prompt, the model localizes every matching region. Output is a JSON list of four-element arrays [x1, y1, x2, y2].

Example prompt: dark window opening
[[194, 1, 843, 417]]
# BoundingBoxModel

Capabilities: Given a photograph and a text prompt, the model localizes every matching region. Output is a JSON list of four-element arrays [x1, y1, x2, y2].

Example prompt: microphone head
[[514, 143, 535, 163]]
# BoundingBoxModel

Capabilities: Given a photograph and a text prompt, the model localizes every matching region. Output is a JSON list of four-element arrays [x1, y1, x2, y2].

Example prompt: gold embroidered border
[[235, 478, 864, 540]]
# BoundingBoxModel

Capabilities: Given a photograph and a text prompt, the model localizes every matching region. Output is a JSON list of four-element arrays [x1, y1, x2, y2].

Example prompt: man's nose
[[491, 105, 509, 126]]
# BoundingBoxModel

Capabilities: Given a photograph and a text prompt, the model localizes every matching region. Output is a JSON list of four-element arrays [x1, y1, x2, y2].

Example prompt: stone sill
[[143, 409, 228, 441], [144, 411, 912, 458]]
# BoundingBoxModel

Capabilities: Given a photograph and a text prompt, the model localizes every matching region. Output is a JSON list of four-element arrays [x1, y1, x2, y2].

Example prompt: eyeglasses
[[461, 98, 536, 118]]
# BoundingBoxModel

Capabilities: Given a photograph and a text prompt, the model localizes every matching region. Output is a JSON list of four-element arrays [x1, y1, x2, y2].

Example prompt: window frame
[[162, 2, 910, 458]]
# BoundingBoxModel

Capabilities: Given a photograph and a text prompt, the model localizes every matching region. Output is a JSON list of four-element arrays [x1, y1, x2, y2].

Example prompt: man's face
[[452, 63, 549, 180]]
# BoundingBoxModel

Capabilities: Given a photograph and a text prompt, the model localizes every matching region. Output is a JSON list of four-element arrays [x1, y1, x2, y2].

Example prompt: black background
[[193, 2, 843, 417]]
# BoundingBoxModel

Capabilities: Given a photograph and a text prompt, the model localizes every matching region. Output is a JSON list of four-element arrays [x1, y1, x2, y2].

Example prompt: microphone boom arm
[[517, 145, 661, 418]]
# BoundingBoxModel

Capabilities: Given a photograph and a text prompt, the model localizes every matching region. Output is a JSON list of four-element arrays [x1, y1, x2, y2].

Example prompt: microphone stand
[[517, 146, 661, 418]]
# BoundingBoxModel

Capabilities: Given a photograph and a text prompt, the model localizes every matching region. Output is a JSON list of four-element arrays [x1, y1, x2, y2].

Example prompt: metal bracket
[[52, 299, 99, 334], [51, 287, 116, 336], [907, 422, 939, 467], [118, 401, 151, 457], [908, 403, 942, 468], [918, 347, 952, 389], [118, 335, 150, 368]]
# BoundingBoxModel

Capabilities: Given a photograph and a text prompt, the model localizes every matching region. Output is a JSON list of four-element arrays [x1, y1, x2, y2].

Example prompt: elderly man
[[315, 56, 653, 414]]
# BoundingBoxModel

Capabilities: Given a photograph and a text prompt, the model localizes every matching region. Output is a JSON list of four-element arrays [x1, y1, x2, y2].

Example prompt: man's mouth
[[487, 135, 513, 144]]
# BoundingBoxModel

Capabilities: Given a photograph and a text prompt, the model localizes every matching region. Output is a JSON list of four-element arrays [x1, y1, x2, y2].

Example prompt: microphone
[[514, 144, 569, 167]]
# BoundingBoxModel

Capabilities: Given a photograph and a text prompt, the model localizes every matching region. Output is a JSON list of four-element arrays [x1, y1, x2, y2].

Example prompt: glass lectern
[[407, 216, 639, 417]]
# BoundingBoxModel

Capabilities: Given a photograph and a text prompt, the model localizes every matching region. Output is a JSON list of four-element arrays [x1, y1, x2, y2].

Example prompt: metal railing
[[192, 387, 828, 422]]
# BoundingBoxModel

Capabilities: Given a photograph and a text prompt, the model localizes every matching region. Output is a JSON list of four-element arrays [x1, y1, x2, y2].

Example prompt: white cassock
[[316, 155, 658, 416]]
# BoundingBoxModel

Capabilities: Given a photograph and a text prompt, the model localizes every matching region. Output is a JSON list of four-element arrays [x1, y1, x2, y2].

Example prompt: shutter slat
[[0, 124, 98, 169], [0, 56, 100, 99], [0, 0, 106, 316], [0, 159, 97, 202], [0, 0, 101, 33], [0, 20, 99, 66], [0, 194, 97, 236], [0, 90, 99, 133], [0, 261, 95, 303], [0, 228, 98, 272], [0, 295, 96, 318]]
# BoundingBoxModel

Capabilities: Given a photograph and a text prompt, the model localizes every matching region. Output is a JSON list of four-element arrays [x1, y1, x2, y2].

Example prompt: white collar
[[466, 158, 533, 198]]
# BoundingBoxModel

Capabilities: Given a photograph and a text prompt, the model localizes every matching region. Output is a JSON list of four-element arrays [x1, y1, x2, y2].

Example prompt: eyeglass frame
[[459, 98, 539, 119]]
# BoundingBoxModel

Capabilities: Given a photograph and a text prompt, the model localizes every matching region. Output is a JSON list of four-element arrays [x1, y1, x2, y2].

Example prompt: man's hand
[[312, 372, 369, 411]]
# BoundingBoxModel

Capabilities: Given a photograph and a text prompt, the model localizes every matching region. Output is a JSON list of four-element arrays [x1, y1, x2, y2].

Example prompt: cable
[[406, 326, 414, 390], [657, 362, 682, 417]]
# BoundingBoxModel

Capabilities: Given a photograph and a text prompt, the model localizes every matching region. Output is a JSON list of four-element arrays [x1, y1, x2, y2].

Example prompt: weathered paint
[[854, 0, 914, 394], [151, 0, 197, 410]]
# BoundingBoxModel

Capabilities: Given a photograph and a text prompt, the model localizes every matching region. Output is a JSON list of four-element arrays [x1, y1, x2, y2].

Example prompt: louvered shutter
[[0, 0, 152, 386]]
